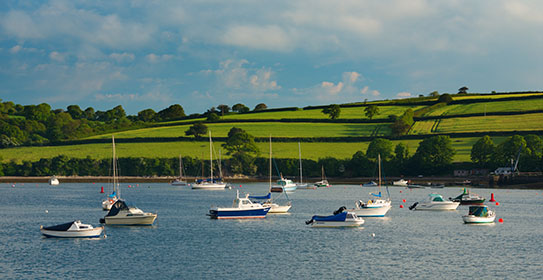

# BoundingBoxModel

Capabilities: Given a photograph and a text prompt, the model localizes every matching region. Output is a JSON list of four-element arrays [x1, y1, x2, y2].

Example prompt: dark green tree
[[366, 138, 393, 160], [364, 105, 379, 120], [138, 109, 157, 122], [222, 127, 259, 174], [437, 94, 453, 104], [67, 105, 83, 119], [232, 103, 250, 113], [185, 122, 208, 138], [207, 112, 220, 121], [458, 86, 468, 94], [254, 103, 268, 111], [217, 104, 230, 116], [322, 104, 341, 120], [470, 135, 496, 167], [158, 104, 185, 121], [412, 135, 456, 174], [390, 109, 414, 136]]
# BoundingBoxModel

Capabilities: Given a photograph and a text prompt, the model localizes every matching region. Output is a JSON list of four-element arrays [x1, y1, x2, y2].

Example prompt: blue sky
[[1, 1, 542, 115]]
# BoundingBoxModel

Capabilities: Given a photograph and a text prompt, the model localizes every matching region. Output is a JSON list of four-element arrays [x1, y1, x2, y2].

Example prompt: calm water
[[1, 182, 542, 279]]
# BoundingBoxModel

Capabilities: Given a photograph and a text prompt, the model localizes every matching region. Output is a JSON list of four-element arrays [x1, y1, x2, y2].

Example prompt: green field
[[88, 122, 392, 139], [424, 99, 543, 117], [0, 136, 498, 164], [451, 92, 543, 100]]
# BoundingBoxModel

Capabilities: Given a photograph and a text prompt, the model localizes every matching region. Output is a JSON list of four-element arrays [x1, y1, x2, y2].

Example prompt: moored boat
[[40, 220, 103, 238], [349, 154, 392, 217], [171, 155, 188, 186], [393, 179, 409, 186], [450, 188, 485, 205], [192, 131, 227, 190], [271, 176, 297, 193], [209, 190, 271, 219], [48, 176, 59, 186], [362, 181, 378, 187], [314, 166, 330, 187], [102, 135, 119, 211], [409, 194, 460, 211], [462, 205, 496, 224], [305, 206, 364, 228], [100, 200, 157, 226]]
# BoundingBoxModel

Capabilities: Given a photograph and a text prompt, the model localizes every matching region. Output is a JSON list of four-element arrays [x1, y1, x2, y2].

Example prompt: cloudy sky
[[1, 0, 542, 115]]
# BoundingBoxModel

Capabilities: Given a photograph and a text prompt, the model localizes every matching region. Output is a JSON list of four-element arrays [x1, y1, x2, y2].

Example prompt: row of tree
[[471, 134, 543, 171]]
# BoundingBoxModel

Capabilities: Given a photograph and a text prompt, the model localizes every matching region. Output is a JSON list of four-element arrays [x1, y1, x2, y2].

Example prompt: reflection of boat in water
[[40, 220, 103, 238], [349, 155, 391, 217], [192, 132, 226, 190], [409, 194, 459, 211], [100, 200, 157, 226], [48, 176, 59, 186], [463, 205, 495, 224], [209, 190, 271, 219], [450, 188, 485, 205], [306, 206, 364, 228]]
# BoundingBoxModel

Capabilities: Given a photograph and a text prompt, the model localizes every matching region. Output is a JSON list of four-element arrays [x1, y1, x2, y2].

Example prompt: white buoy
[[45, 210, 48, 213], [371, 233, 375, 237]]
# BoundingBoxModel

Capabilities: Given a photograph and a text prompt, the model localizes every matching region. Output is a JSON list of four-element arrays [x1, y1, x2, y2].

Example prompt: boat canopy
[[248, 193, 271, 200], [311, 211, 347, 222], [42, 221, 76, 231], [196, 178, 223, 184], [108, 191, 117, 198], [429, 194, 445, 202], [468, 206, 488, 217], [371, 191, 382, 198], [106, 200, 129, 217]]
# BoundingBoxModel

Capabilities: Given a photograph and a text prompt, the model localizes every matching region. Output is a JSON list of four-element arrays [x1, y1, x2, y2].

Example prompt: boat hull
[[415, 202, 460, 211], [463, 215, 496, 223], [40, 227, 103, 238], [311, 219, 365, 228], [352, 204, 391, 217], [104, 214, 157, 226], [457, 199, 486, 205], [171, 180, 188, 186], [267, 204, 291, 214], [192, 183, 226, 190], [209, 207, 270, 219]]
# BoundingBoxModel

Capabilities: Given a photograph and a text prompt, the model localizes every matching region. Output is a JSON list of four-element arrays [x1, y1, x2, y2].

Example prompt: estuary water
[[0, 182, 542, 279]]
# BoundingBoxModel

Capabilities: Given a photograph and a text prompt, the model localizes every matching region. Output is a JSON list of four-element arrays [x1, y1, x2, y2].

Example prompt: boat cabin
[[468, 206, 489, 217]]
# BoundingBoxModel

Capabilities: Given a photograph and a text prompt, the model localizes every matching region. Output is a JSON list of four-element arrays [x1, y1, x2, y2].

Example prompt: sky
[[1, 0, 542, 115]]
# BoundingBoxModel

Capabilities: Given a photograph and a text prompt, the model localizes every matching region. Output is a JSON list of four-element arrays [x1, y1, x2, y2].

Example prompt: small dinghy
[[463, 205, 496, 224], [305, 206, 365, 228], [40, 220, 104, 238]]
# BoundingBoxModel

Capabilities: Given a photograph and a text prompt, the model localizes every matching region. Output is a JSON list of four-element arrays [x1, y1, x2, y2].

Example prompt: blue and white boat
[[40, 220, 104, 238], [349, 155, 391, 217], [463, 205, 496, 224], [305, 207, 365, 228], [271, 176, 297, 193], [209, 190, 271, 219]]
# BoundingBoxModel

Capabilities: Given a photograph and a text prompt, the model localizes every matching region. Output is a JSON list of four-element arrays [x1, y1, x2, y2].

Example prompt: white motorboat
[[102, 136, 119, 211], [393, 179, 409, 186], [171, 155, 188, 186], [100, 200, 157, 225], [463, 205, 496, 224], [192, 131, 227, 190], [349, 154, 392, 217], [271, 176, 297, 193], [40, 220, 103, 238], [409, 194, 460, 211], [209, 190, 271, 219], [48, 176, 59, 186], [306, 207, 365, 228]]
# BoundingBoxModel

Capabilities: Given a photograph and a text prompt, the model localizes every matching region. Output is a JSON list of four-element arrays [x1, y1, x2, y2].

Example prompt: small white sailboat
[[462, 205, 496, 224], [306, 206, 364, 228], [192, 131, 227, 190], [48, 176, 59, 186], [100, 200, 157, 225], [209, 190, 271, 219], [296, 142, 314, 189], [40, 220, 104, 238], [171, 155, 188, 186], [314, 166, 330, 188], [393, 179, 409, 186], [102, 136, 119, 211], [409, 194, 460, 211], [349, 154, 391, 217]]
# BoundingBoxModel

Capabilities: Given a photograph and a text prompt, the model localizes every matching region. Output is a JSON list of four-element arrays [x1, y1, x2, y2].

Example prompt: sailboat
[[314, 166, 330, 187], [171, 155, 188, 186], [250, 136, 291, 213], [349, 154, 392, 217], [296, 142, 314, 189], [102, 136, 119, 211], [192, 131, 227, 190]]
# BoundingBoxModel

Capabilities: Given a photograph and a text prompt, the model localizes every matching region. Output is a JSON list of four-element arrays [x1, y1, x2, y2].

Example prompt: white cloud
[[9, 45, 22, 54], [49, 51, 65, 62], [146, 53, 174, 63], [94, 91, 170, 102], [203, 59, 280, 92], [221, 25, 292, 52], [110, 52, 135, 63], [396, 92, 412, 98]]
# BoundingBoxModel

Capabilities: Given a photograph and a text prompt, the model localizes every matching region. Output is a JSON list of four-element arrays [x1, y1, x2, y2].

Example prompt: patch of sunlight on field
[[435, 113, 543, 133]]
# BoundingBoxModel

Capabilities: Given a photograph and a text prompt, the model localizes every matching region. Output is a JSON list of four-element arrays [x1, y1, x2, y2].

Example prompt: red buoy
[[100, 186, 104, 193], [489, 193, 495, 202], [498, 218, 503, 223], [495, 202, 500, 206], [402, 199, 406, 203], [399, 191, 402, 193], [399, 205, 404, 208]]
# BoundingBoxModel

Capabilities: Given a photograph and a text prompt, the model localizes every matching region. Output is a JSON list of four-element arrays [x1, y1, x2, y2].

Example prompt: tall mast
[[179, 155, 182, 178], [378, 154, 382, 190], [112, 135, 119, 198], [209, 131, 213, 179], [269, 135, 272, 191], [298, 142, 303, 184]]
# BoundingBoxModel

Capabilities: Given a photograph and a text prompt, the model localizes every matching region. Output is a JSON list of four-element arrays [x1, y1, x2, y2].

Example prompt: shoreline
[[2, 175, 542, 189]]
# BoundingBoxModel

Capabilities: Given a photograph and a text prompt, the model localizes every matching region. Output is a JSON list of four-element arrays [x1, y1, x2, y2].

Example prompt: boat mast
[[209, 131, 213, 180], [378, 154, 382, 191], [112, 135, 120, 198], [179, 155, 183, 179], [298, 142, 303, 184], [269, 135, 272, 192]]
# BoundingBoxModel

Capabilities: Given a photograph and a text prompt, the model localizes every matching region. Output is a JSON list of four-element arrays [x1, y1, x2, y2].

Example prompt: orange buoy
[[399, 205, 404, 208], [495, 202, 500, 206], [100, 186, 104, 193], [498, 218, 503, 223], [489, 193, 495, 202]]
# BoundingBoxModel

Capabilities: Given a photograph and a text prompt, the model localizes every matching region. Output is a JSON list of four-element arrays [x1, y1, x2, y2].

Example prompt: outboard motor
[[333, 206, 347, 215], [408, 202, 418, 210], [305, 219, 314, 225]]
